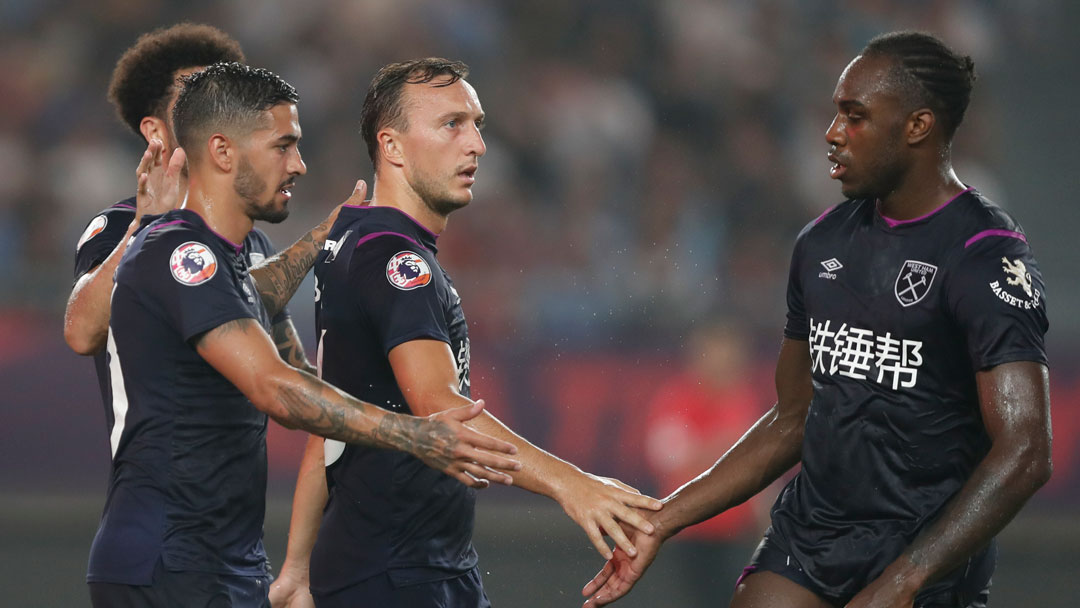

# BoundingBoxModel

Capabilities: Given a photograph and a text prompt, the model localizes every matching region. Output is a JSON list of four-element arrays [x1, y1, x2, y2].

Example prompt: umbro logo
[[818, 258, 842, 280]]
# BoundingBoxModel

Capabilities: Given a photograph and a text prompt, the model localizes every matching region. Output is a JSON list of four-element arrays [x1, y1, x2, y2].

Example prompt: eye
[[475, 119, 485, 131], [445, 119, 457, 128]]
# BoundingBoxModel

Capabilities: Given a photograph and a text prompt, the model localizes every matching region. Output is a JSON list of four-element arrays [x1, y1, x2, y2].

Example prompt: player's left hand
[[556, 472, 663, 561], [268, 566, 315, 608], [580, 517, 663, 606], [134, 138, 185, 224], [843, 573, 917, 608], [311, 179, 368, 244]]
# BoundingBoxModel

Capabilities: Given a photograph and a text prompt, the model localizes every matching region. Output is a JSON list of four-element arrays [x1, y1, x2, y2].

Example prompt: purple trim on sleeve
[[114, 203, 136, 210], [342, 204, 367, 209], [813, 204, 837, 226], [147, 219, 188, 233], [878, 187, 974, 227], [735, 566, 757, 589], [964, 229, 1027, 249], [354, 231, 428, 252]]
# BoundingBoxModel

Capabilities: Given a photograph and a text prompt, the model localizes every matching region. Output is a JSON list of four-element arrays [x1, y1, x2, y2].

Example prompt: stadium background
[[1, 1, 1078, 605]]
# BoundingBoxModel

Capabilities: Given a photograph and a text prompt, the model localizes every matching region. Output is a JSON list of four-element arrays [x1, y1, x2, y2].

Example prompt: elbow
[[63, 323, 103, 356], [248, 364, 300, 429], [1016, 440, 1053, 491]]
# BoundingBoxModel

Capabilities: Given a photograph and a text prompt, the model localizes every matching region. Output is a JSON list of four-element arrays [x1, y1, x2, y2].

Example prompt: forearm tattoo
[[275, 373, 460, 470], [272, 321, 316, 375], [251, 230, 319, 318]]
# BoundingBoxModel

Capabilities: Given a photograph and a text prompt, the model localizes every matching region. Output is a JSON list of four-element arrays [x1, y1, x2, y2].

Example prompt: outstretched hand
[[581, 519, 663, 606], [135, 138, 185, 223], [311, 179, 368, 244], [420, 399, 522, 489], [557, 473, 663, 561]]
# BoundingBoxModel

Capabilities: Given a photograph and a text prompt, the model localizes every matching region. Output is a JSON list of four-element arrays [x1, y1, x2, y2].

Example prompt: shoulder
[[951, 191, 1029, 249], [795, 198, 867, 244], [75, 198, 137, 251]]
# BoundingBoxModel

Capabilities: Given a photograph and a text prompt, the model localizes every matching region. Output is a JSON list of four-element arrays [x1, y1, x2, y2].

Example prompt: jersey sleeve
[[946, 235, 1049, 370], [73, 206, 135, 278], [134, 230, 258, 343], [246, 228, 291, 326], [783, 225, 812, 341], [352, 236, 449, 355]]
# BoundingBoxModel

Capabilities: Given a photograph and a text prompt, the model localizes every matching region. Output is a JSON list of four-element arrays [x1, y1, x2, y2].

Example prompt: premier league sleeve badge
[[386, 251, 432, 290], [170, 241, 218, 286]]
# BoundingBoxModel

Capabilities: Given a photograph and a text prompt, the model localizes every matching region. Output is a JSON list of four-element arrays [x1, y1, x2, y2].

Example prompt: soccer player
[[581, 31, 1052, 608], [87, 62, 520, 608], [270, 58, 663, 608], [65, 23, 323, 436]]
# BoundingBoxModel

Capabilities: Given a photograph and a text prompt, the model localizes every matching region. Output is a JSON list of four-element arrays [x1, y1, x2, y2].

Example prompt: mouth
[[457, 165, 478, 186], [278, 180, 296, 199], [827, 152, 847, 180]]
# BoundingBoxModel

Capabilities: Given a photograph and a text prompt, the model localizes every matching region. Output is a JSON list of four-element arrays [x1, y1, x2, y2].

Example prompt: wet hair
[[360, 57, 470, 164], [172, 62, 299, 158], [862, 31, 977, 141], [107, 23, 245, 138]]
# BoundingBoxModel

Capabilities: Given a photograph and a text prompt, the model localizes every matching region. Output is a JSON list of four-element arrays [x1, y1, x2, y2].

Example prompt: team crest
[[76, 215, 108, 251], [386, 251, 432, 290], [170, 241, 218, 286], [894, 260, 937, 307]]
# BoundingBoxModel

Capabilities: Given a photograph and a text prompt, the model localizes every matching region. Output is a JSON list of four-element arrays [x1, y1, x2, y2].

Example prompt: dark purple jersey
[[72, 200, 288, 450], [772, 187, 1048, 600], [309, 205, 476, 594], [87, 209, 275, 585]]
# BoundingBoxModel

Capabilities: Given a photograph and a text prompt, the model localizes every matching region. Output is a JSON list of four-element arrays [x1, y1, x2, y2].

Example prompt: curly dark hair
[[360, 58, 470, 164], [862, 31, 977, 141], [107, 23, 245, 138], [173, 62, 299, 158]]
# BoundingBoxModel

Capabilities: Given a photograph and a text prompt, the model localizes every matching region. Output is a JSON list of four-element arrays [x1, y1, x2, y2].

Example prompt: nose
[[290, 148, 308, 176], [826, 114, 844, 148], [466, 123, 486, 158]]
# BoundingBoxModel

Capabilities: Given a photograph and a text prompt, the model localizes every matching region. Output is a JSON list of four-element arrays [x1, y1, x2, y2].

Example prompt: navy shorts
[[741, 535, 992, 608], [89, 560, 271, 608], [312, 567, 490, 608]]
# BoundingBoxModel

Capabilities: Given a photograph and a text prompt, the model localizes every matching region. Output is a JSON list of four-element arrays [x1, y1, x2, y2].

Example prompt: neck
[[877, 158, 965, 221], [368, 172, 449, 235], [181, 169, 254, 245]]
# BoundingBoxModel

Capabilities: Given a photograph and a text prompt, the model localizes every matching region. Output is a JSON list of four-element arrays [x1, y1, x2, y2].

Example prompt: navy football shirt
[[87, 208, 275, 585], [773, 188, 1048, 598], [72, 199, 289, 446], [309, 205, 477, 593]]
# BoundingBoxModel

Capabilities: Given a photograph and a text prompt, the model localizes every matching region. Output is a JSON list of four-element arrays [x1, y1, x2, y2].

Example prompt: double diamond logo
[[820, 258, 843, 272]]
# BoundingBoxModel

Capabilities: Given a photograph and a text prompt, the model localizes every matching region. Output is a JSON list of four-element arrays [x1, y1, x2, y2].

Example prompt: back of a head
[[360, 57, 470, 166], [862, 31, 977, 141], [107, 23, 245, 138], [172, 62, 299, 161]]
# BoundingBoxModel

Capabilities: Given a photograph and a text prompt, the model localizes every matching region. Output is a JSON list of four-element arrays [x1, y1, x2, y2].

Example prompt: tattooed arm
[[194, 317, 518, 487], [250, 181, 366, 317], [271, 318, 317, 376]]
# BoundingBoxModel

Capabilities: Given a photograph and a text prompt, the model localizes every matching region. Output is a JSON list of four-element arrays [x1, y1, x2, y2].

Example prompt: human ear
[[139, 116, 171, 148], [379, 129, 405, 168], [208, 134, 234, 172], [907, 108, 935, 145]]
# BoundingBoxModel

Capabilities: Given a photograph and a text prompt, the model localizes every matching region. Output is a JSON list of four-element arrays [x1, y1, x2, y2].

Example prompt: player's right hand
[[268, 566, 315, 608], [556, 473, 663, 561], [135, 138, 185, 223], [581, 519, 662, 606], [420, 399, 521, 489]]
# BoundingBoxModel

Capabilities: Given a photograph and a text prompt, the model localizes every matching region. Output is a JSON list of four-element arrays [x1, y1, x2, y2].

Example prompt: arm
[[388, 339, 663, 561], [845, 361, 1052, 608], [268, 434, 326, 608], [250, 181, 365, 317], [64, 141, 184, 355], [272, 318, 317, 376], [194, 317, 520, 487], [582, 337, 813, 606]]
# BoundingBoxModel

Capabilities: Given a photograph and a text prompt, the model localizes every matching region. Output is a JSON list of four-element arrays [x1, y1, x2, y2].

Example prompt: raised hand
[[135, 138, 185, 223], [581, 518, 663, 606], [555, 473, 662, 560], [410, 399, 522, 489]]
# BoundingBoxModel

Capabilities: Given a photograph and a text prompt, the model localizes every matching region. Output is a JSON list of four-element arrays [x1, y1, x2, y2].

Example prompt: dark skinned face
[[825, 54, 913, 200]]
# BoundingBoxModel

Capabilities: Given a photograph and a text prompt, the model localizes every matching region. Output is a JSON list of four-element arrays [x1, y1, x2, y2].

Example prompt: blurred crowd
[[2, 0, 1077, 513]]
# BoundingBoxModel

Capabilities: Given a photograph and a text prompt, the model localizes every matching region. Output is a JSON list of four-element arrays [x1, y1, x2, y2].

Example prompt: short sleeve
[[352, 236, 449, 354], [132, 232, 257, 343], [784, 229, 811, 341], [946, 235, 1049, 370], [73, 207, 134, 278]]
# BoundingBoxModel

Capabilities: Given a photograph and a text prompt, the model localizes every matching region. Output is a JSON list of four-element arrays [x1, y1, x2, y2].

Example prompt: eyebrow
[[274, 133, 301, 145], [837, 98, 868, 111], [438, 110, 485, 124]]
